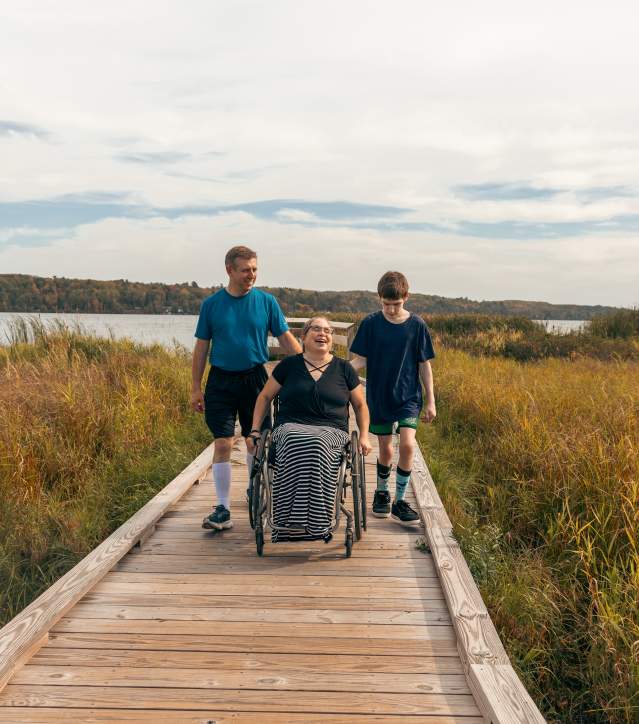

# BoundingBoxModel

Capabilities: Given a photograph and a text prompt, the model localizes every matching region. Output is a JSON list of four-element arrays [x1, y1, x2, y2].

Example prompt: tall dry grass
[[0, 319, 210, 625], [420, 348, 639, 721]]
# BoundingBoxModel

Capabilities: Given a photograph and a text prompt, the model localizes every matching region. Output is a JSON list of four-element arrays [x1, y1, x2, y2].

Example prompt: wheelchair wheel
[[256, 527, 264, 556], [345, 530, 353, 558], [249, 431, 269, 530], [359, 450, 367, 532], [350, 431, 362, 541]]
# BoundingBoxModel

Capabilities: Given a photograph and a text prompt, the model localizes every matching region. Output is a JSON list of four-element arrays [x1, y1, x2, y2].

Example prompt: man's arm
[[191, 338, 210, 412], [419, 359, 436, 423], [277, 330, 302, 355], [349, 353, 366, 373]]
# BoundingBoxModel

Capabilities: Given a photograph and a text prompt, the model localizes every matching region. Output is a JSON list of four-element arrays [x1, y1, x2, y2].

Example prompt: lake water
[[0, 312, 201, 349], [0, 312, 589, 348], [534, 319, 588, 333]]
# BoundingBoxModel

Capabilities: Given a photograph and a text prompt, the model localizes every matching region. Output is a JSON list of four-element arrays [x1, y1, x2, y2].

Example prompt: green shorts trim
[[369, 417, 419, 435]]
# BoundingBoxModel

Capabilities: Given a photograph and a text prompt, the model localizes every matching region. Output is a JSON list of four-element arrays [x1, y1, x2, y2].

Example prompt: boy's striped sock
[[376, 460, 391, 492], [394, 466, 411, 501]]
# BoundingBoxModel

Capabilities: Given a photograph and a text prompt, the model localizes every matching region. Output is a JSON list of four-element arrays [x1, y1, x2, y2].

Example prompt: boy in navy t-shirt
[[350, 271, 436, 524]]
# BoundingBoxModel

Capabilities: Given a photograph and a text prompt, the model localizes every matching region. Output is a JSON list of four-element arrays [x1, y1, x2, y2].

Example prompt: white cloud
[[1, 1, 638, 305]]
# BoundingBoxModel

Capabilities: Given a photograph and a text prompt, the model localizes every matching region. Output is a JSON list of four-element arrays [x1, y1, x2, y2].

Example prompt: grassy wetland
[[420, 310, 639, 722], [0, 319, 210, 626], [1, 310, 637, 721]]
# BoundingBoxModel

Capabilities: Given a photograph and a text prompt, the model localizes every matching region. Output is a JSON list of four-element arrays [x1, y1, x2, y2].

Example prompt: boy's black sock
[[376, 460, 391, 492], [395, 465, 411, 501]]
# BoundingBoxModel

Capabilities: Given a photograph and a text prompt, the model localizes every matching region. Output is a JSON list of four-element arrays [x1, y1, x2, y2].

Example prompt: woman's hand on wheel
[[359, 433, 372, 456], [246, 435, 257, 455]]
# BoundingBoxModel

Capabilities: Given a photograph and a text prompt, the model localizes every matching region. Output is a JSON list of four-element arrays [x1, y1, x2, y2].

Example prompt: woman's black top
[[271, 354, 361, 433]]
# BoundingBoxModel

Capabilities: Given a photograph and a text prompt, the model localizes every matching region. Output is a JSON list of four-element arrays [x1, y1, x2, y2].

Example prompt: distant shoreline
[[0, 273, 621, 320]]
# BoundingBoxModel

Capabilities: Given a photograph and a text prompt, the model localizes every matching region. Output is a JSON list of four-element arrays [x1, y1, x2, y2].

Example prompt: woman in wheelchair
[[247, 317, 372, 542]]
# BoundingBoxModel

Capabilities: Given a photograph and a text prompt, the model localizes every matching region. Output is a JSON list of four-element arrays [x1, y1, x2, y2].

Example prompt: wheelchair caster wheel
[[256, 528, 264, 556], [345, 532, 353, 558]]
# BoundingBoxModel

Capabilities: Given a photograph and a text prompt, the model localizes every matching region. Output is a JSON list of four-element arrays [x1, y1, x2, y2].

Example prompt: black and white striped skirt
[[270, 423, 349, 542]]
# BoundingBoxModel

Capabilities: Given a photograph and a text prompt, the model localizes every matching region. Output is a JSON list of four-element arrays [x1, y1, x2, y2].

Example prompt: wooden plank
[[45, 631, 461, 657], [31, 648, 466, 674], [116, 553, 438, 577], [68, 602, 453, 626], [90, 579, 446, 599], [137, 538, 426, 556], [154, 520, 424, 537], [284, 318, 355, 328], [468, 664, 546, 723], [0, 708, 484, 722], [52, 618, 458, 642], [101, 570, 441, 588], [0, 686, 482, 716], [79, 592, 449, 611], [0, 443, 215, 693], [12, 665, 471, 695], [122, 542, 429, 561]]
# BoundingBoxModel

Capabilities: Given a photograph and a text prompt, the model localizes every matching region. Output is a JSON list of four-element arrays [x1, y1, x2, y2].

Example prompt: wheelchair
[[248, 426, 367, 557]]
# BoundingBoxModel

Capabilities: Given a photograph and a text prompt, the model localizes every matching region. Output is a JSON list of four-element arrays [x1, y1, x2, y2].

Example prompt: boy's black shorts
[[204, 364, 271, 439]]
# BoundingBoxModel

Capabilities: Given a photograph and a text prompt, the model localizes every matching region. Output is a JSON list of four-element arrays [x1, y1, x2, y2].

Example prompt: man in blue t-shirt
[[350, 271, 436, 525], [191, 245, 301, 531]]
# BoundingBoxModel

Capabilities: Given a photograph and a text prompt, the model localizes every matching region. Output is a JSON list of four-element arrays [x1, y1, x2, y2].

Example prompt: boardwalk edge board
[[411, 444, 546, 723], [0, 443, 215, 693]]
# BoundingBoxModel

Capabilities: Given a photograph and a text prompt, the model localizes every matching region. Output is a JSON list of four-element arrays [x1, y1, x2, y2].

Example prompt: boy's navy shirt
[[194, 288, 288, 371], [350, 311, 435, 424]]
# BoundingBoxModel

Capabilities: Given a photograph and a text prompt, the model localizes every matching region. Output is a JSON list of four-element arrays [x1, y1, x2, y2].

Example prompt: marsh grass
[[425, 313, 639, 361], [325, 311, 639, 361], [0, 318, 210, 625], [589, 308, 639, 340], [419, 348, 639, 721]]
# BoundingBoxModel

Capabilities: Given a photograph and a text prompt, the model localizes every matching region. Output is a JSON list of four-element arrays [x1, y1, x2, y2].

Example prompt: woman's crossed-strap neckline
[[302, 355, 333, 380]]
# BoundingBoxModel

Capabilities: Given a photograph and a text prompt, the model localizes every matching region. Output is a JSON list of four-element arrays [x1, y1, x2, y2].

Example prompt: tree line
[[0, 274, 619, 319]]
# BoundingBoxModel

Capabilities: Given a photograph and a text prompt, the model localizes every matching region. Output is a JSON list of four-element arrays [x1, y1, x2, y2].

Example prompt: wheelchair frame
[[248, 427, 367, 557]]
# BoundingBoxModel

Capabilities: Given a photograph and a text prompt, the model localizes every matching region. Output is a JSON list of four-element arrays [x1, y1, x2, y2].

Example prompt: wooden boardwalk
[[0, 432, 544, 722]]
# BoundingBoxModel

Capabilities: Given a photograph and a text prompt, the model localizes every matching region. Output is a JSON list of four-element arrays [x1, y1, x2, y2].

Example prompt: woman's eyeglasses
[[309, 325, 334, 335]]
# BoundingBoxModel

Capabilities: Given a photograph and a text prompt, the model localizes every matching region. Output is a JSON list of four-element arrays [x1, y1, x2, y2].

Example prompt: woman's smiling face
[[303, 317, 334, 354]]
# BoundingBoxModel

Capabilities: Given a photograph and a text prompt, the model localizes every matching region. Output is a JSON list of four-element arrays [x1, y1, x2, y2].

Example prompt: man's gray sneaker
[[202, 504, 233, 530], [391, 499, 420, 525], [372, 490, 391, 518]]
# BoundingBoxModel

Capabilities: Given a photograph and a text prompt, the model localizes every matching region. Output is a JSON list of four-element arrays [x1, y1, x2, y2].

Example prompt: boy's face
[[380, 296, 408, 319]]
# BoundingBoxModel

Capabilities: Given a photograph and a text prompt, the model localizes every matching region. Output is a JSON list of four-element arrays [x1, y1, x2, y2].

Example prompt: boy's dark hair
[[377, 271, 409, 299], [225, 245, 257, 268]]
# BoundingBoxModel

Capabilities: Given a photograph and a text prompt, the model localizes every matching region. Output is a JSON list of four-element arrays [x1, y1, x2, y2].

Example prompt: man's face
[[227, 257, 257, 292], [380, 296, 407, 319]]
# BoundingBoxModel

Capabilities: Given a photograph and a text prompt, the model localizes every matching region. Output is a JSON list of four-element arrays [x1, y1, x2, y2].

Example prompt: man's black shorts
[[204, 364, 271, 439]]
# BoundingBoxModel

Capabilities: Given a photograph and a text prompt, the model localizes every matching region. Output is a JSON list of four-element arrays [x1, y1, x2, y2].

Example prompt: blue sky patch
[[0, 119, 50, 140], [2, 192, 638, 248], [115, 151, 192, 164], [455, 182, 562, 201]]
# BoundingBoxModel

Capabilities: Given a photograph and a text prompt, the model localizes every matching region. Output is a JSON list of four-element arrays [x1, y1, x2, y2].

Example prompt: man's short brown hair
[[225, 245, 257, 268], [377, 271, 409, 299]]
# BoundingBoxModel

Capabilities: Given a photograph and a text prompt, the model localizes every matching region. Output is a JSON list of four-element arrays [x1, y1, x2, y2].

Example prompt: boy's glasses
[[309, 325, 334, 335]]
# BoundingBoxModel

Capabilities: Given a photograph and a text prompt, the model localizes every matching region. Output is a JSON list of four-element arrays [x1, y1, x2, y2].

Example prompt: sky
[[1, 0, 638, 306]]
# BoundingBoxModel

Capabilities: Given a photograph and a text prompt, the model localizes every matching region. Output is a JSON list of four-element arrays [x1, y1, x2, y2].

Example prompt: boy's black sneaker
[[391, 499, 420, 525], [202, 504, 233, 530], [372, 490, 391, 518]]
